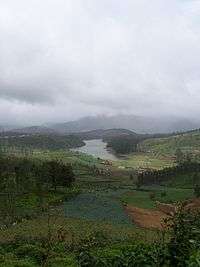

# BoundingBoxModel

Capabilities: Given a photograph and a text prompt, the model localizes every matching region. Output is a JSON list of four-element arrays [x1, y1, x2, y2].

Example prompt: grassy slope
[[141, 130, 200, 158], [121, 187, 193, 209], [115, 153, 174, 170]]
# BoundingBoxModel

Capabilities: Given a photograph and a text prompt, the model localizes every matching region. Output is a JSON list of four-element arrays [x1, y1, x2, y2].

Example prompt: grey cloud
[[0, 0, 200, 125]]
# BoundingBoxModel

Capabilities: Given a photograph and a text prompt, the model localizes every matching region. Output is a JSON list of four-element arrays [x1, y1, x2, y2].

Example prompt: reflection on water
[[71, 139, 118, 161]]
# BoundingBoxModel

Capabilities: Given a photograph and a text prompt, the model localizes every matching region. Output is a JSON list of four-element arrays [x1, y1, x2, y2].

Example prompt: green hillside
[[141, 129, 200, 159], [0, 134, 84, 151]]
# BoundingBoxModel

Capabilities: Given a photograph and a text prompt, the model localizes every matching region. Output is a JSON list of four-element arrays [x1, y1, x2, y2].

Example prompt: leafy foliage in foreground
[[78, 208, 200, 267], [0, 209, 200, 266]]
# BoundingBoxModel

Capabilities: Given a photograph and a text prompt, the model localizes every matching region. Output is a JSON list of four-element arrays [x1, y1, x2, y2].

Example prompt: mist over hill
[[50, 115, 199, 134], [1, 114, 199, 135]]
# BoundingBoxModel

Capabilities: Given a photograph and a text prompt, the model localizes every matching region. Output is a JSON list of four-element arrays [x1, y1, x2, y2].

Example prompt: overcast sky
[[0, 0, 200, 125]]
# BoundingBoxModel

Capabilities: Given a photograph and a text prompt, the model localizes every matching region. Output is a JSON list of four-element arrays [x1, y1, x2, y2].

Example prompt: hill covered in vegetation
[[0, 134, 84, 151], [74, 128, 136, 140], [140, 129, 200, 159]]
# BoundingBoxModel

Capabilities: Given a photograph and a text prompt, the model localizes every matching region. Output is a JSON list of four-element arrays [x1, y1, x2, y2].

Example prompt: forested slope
[[0, 134, 84, 151]]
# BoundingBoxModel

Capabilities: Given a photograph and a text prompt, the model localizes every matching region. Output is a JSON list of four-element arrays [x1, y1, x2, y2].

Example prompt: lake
[[71, 139, 118, 161]]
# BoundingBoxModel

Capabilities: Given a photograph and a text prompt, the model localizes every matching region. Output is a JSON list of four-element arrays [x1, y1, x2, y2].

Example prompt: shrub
[[149, 192, 156, 200], [194, 184, 200, 197], [187, 251, 200, 267], [160, 191, 167, 198], [77, 231, 111, 252], [78, 243, 168, 267], [166, 207, 200, 266], [15, 244, 46, 264], [48, 255, 78, 267], [0, 254, 37, 267]]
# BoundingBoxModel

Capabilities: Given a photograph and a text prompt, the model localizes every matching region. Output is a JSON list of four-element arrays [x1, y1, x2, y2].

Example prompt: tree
[[194, 184, 200, 197], [135, 175, 143, 189], [192, 173, 200, 186], [43, 161, 74, 191], [175, 148, 184, 164], [166, 206, 200, 266]]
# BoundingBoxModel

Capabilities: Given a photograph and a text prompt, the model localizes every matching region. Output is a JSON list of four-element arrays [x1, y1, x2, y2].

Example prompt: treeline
[[137, 161, 200, 186], [104, 132, 178, 155], [0, 134, 84, 151], [105, 135, 144, 154], [0, 155, 75, 225], [0, 155, 75, 193]]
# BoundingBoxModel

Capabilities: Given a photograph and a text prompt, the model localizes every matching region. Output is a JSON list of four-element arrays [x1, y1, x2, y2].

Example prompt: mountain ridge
[[50, 115, 199, 134]]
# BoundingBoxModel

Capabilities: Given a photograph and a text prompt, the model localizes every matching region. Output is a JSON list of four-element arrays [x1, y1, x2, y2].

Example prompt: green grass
[[121, 190, 156, 209], [30, 150, 101, 169], [121, 186, 194, 209], [0, 216, 156, 245], [115, 153, 174, 170]]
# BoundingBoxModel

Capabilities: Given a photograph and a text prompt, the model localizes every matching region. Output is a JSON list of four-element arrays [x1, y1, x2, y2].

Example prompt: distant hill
[[141, 128, 200, 157], [73, 128, 136, 140], [11, 126, 57, 135], [0, 125, 19, 132], [50, 115, 199, 134]]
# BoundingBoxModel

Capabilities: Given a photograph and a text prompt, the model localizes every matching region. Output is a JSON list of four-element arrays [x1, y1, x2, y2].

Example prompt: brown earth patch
[[125, 205, 168, 230], [125, 198, 200, 230], [184, 198, 200, 212]]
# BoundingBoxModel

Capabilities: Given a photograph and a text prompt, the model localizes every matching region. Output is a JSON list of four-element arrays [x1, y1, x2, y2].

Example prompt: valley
[[0, 127, 200, 266]]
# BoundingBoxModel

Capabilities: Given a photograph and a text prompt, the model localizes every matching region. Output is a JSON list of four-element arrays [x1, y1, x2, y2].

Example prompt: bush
[[77, 231, 111, 252], [1, 260, 37, 267], [166, 207, 200, 266], [0, 254, 37, 267], [194, 184, 200, 197], [187, 251, 200, 267], [78, 243, 168, 267], [160, 191, 167, 198], [48, 255, 78, 267], [149, 192, 156, 200], [15, 244, 46, 264]]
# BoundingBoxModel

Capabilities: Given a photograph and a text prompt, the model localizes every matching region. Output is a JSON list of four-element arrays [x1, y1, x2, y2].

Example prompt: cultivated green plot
[[64, 190, 132, 225], [121, 186, 194, 209]]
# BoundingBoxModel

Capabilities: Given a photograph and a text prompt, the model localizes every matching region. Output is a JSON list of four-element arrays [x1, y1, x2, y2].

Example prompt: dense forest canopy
[[0, 134, 84, 151], [104, 133, 173, 154], [106, 135, 142, 154]]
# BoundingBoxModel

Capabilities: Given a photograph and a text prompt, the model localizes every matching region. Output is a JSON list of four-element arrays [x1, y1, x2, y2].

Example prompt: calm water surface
[[72, 139, 118, 161]]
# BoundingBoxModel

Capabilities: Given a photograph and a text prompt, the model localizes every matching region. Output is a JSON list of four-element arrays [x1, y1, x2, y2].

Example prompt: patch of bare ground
[[125, 198, 200, 230], [125, 205, 168, 230], [184, 198, 200, 212]]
